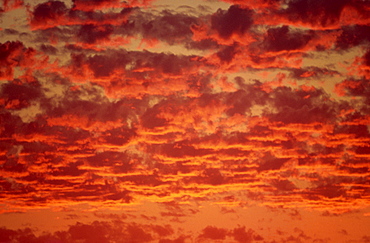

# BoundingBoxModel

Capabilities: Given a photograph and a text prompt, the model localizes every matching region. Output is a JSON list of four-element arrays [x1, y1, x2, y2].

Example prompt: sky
[[0, 0, 370, 242]]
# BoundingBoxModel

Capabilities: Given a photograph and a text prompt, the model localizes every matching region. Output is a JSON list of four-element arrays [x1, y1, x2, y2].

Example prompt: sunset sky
[[0, 0, 370, 242]]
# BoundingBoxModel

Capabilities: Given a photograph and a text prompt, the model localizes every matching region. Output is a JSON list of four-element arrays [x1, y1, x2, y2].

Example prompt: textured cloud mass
[[0, 0, 370, 242]]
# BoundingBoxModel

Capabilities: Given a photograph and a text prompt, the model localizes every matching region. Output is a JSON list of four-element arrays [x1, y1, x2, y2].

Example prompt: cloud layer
[[0, 0, 369, 241]]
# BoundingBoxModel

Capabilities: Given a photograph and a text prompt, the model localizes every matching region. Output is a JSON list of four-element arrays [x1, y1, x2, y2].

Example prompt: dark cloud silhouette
[[267, 86, 336, 124], [0, 222, 177, 243], [0, 41, 36, 80], [140, 10, 197, 45], [1, 81, 41, 110], [199, 226, 228, 240], [263, 25, 312, 52], [32, 1, 67, 24], [211, 5, 254, 39], [216, 44, 238, 63], [78, 24, 114, 44], [336, 25, 370, 49], [231, 226, 263, 243], [257, 152, 290, 172], [281, 0, 349, 27]]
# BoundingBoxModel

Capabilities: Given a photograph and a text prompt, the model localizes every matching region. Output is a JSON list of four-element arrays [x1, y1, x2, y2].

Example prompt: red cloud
[[72, 0, 153, 11], [0, 0, 23, 12], [1, 0, 370, 239], [30, 1, 133, 30], [191, 5, 255, 46], [198, 226, 227, 240], [0, 41, 36, 80], [253, 0, 370, 29]]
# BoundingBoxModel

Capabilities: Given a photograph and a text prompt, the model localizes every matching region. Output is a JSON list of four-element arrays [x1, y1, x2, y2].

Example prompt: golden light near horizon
[[0, 0, 370, 242]]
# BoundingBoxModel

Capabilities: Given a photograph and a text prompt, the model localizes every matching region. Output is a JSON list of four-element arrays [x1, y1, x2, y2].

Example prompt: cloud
[[1, 81, 41, 110], [289, 66, 339, 79], [231, 226, 264, 243], [72, 0, 153, 11], [262, 25, 312, 53], [0, 41, 36, 80], [191, 5, 255, 46], [30, 0, 133, 30], [136, 10, 198, 46], [0, 0, 23, 13], [31, 1, 67, 26], [262, 0, 370, 29], [0, 221, 177, 243], [267, 86, 337, 124], [77, 24, 114, 44], [0, 0, 369, 241], [196, 225, 264, 242], [335, 78, 370, 111], [198, 225, 227, 240], [335, 25, 370, 49], [282, 0, 348, 27], [211, 5, 254, 39]]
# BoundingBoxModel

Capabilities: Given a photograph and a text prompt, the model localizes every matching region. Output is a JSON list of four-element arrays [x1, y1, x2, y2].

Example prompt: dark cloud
[[101, 127, 137, 146], [30, 0, 133, 30], [159, 235, 190, 243], [185, 38, 219, 50], [31, 1, 68, 26], [67, 221, 161, 242], [119, 173, 164, 187], [334, 123, 370, 138], [51, 161, 87, 177], [0, 227, 17, 242], [69, 49, 196, 81], [139, 10, 197, 45], [200, 168, 227, 185], [1, 81, 41, 110], [363, 49, 370, 67], [257, 152, 290, 172], [309, 185, 346, 199], [281, 0, 349, 27], [225, 84, 269, 116], [216, 44, 238, 63], [211, 5, 253, 39], [263, 25, 312, 52], [87, 151, 134, 170], [362, 236, 370, 242], [3, 28, 19, 35], [159, 142, 212, 159], [68, 221, 110, 243], [47, 96, 131, 126], [267, 86, 336, 124], [0, 41, 36, 80], [336, 25, 370, 49], [77, 24, 114, 44], [335, 78, 370, 112], [53, 182, 132, 202], [231, 226, 263, 243], [199, 226, 228, 240], [39, 44, 58, 54], [141, 103, 169, 129], [196, 225, 263, 242], [270, 179, 296, 191], [86, 52, 128, 77]]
